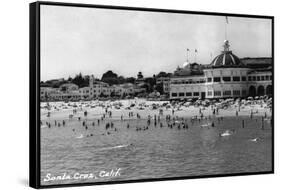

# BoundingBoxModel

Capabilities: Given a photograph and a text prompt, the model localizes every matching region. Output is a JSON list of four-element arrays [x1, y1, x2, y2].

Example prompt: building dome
[[210, 40, 244, 67]]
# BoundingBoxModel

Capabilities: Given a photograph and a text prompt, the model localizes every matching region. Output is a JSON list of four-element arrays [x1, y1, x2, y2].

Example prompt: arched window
[[249, 86, 256, 97], [257, 86, 265, 96], [266, 85, 272, 96]]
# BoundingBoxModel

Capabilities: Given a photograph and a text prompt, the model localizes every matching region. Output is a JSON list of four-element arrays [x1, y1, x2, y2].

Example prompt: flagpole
[[225, 21, 227, 40], [194, 49, 197, 63], [225, 16, 228, 40], [186, 48, 189, 62]]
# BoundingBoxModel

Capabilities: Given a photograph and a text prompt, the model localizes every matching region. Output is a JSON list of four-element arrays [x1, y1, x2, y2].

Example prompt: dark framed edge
[[30, 1, 41, 189], [29, 1, 274, 189]]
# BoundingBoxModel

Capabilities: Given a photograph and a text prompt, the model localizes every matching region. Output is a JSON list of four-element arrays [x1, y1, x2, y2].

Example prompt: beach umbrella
[[184, 102, 191, 106], [268, 97, 272, 101], [210, 99, 216, 104]]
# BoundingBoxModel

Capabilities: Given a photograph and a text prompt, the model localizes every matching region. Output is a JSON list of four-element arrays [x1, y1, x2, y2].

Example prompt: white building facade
[[170, 40, 272, 100]]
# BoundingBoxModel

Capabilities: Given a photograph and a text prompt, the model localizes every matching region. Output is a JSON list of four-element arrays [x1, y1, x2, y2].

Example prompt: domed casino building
[[169, 40, 272, 100]]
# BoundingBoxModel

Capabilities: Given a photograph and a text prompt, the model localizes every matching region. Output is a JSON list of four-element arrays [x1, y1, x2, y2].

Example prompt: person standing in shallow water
[[261, 117, 265, 130], [250, 110, 253, 119]]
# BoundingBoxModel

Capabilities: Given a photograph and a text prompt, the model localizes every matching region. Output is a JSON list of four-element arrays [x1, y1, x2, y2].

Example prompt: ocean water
[[40, 108, 272, 185]]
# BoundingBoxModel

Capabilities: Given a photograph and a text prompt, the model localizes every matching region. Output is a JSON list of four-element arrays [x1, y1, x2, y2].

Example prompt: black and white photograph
[[30, 1, 273, 188]]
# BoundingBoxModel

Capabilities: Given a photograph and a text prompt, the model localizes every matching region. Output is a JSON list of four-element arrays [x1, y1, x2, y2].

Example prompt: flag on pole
[[194, 49, 198, 63], [226, 16, 229, 24]]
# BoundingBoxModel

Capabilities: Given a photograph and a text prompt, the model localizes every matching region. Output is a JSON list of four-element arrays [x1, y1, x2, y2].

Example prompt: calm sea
[[40, 111, 272, 185]]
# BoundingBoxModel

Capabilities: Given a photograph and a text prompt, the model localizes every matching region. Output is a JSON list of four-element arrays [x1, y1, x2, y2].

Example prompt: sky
[[40, 5, 272, 81]]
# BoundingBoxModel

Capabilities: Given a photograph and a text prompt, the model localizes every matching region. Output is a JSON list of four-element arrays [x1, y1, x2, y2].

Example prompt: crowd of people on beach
[[40, 96, 272, 141]]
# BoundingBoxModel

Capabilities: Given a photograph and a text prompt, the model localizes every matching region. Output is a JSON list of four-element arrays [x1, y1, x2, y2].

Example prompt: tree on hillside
[[118, 76, 126, 84], [72, 73, 89, 88], [143, 77, 156, 93], [101, 70, 118, 79], [155, 83, 164, 94], [101, 70, 119, 85], [82, 75, 90, 87], [156, 71, 168, 78], [125, 77, 136, 84]]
